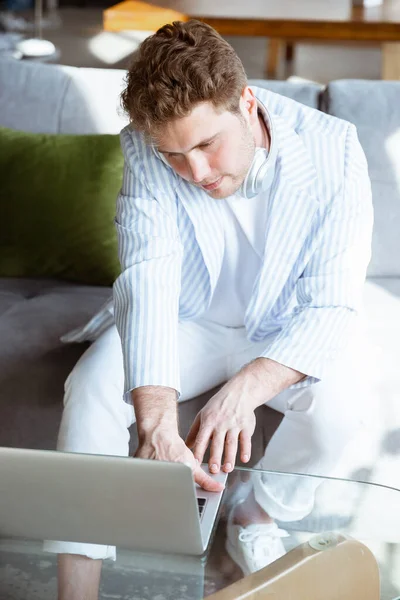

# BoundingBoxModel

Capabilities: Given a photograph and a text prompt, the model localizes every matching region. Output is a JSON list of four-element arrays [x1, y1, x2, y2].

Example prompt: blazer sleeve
[[113, 128, 183, 402], [259, 123, 374, 387]]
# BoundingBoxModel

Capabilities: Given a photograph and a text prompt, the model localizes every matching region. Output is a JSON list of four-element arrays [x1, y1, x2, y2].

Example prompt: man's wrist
[[235, 358, 273, 409], [237, 357, 306, 408], [132, 385, 179, 439]]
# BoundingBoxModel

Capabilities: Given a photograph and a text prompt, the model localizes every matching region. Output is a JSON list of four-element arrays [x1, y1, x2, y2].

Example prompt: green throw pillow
[[0, 126, 123, 285]]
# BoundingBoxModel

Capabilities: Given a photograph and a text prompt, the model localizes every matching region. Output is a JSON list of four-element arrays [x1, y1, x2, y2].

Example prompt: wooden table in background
[[103, 0, 400, 80]]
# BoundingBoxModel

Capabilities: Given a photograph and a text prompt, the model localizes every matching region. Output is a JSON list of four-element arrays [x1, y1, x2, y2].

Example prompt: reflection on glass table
[[0, 467, 399, 599], [205, 467, 400, 599]]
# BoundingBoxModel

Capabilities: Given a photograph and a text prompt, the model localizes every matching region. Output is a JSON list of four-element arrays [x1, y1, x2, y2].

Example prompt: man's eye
[[166, 140, 214, 159]]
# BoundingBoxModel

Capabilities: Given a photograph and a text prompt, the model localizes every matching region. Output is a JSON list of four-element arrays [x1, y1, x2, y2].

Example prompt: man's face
[[155, 99, 256, 199]]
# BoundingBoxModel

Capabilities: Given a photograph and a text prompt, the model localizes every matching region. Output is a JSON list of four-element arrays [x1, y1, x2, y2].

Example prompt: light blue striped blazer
[[65, 86, 373, 399]]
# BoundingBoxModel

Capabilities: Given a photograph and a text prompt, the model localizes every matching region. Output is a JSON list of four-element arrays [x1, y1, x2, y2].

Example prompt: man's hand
[[135, 430, 224, 492], [132, 385, 224, 492], [185, 373, 258, 475], [185, 358, 306, 474]]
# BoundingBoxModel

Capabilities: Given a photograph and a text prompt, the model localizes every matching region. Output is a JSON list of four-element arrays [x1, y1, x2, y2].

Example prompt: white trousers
[[44, 318, 369, 560]]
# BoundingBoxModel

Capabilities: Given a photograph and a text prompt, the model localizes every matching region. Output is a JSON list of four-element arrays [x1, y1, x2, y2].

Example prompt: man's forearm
[[131, 386, 179, 440], [238, 357, 306, 409]]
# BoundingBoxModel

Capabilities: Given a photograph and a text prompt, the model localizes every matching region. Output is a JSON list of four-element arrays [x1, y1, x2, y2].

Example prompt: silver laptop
[[0, 447, 227, 556]]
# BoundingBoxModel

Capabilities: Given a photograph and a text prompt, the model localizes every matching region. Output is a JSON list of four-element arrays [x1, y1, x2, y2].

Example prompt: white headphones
[[240, 100, 278, 199], [153, 99, 277, 200]]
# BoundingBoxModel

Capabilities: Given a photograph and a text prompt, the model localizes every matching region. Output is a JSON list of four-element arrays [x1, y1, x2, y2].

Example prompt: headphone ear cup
[[254, 151, 276, 194], [240, 148, 269, 199]]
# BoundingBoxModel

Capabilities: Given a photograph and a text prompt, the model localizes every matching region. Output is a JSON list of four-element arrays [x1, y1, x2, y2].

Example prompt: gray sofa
[[1, 58, 400, 488]]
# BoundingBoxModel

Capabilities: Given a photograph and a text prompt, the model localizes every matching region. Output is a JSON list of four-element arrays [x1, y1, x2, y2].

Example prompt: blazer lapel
[[246, 113, 320, 337]]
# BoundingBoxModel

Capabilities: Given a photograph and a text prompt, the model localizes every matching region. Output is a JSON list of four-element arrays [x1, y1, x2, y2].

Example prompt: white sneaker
[[226, 503, 289, 575]]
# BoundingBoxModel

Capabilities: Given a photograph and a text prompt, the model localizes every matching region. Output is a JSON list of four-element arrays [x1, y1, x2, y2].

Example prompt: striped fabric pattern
[[68, 86, 374, 400]]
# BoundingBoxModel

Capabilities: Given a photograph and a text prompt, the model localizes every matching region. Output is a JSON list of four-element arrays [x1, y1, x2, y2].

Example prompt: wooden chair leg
[[266, 38, 282, 79], [284, 41, 295, 78], [382, 42, 400, 80], [285, 42, 295, 62]]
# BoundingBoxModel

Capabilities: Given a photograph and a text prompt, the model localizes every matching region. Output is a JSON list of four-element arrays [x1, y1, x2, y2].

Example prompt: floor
[[9, 7, 382, 82]]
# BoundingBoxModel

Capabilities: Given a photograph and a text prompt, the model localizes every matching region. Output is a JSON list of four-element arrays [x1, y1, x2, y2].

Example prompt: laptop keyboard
[[197, 497, 206, 519]]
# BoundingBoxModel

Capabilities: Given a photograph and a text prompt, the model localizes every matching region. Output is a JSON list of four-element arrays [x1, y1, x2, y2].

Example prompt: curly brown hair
[[121, 19, 247, 140]]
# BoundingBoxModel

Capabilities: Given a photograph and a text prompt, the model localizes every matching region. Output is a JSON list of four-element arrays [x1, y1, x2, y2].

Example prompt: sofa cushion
[[0, 279, 112, 449], [0, 59, 70, 134], [59, 66, 129, 135], [321, 80, 400, 278], [0, 59, 129, 135], [0, 126, 122, 285], [346, 277, 400, 489], [363, 277, 400, 389], [250, 79, 323, 108]]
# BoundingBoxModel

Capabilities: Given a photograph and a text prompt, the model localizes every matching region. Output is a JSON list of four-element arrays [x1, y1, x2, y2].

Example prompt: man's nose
[[187, 152, 211, 184]]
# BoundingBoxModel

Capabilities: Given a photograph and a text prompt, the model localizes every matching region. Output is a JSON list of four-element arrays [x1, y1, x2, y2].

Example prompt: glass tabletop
[[0, 467, 399, 599], [206, 467, 400, 599]]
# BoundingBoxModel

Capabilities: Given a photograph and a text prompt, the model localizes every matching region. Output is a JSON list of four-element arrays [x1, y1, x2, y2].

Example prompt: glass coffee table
[[0, 467, 399, 599]]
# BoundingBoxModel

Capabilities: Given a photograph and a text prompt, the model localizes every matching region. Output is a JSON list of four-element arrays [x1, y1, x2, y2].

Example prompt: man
[[45, 19, 373, 599]]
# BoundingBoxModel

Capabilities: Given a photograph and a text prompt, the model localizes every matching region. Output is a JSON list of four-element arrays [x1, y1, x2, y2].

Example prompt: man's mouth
[[201, 177, 223, 191]]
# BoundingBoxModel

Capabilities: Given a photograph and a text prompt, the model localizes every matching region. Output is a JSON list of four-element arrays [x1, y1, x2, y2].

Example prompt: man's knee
[[299, 381, 364, 459], [64, 331, 124, 408]]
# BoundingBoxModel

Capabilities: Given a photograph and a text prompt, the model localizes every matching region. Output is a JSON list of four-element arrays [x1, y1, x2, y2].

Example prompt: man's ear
[[240, 85, 257, 123]]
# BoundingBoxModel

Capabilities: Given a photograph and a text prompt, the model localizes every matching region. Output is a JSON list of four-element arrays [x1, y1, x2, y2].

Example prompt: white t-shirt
[[202, 188, 270, 328]]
